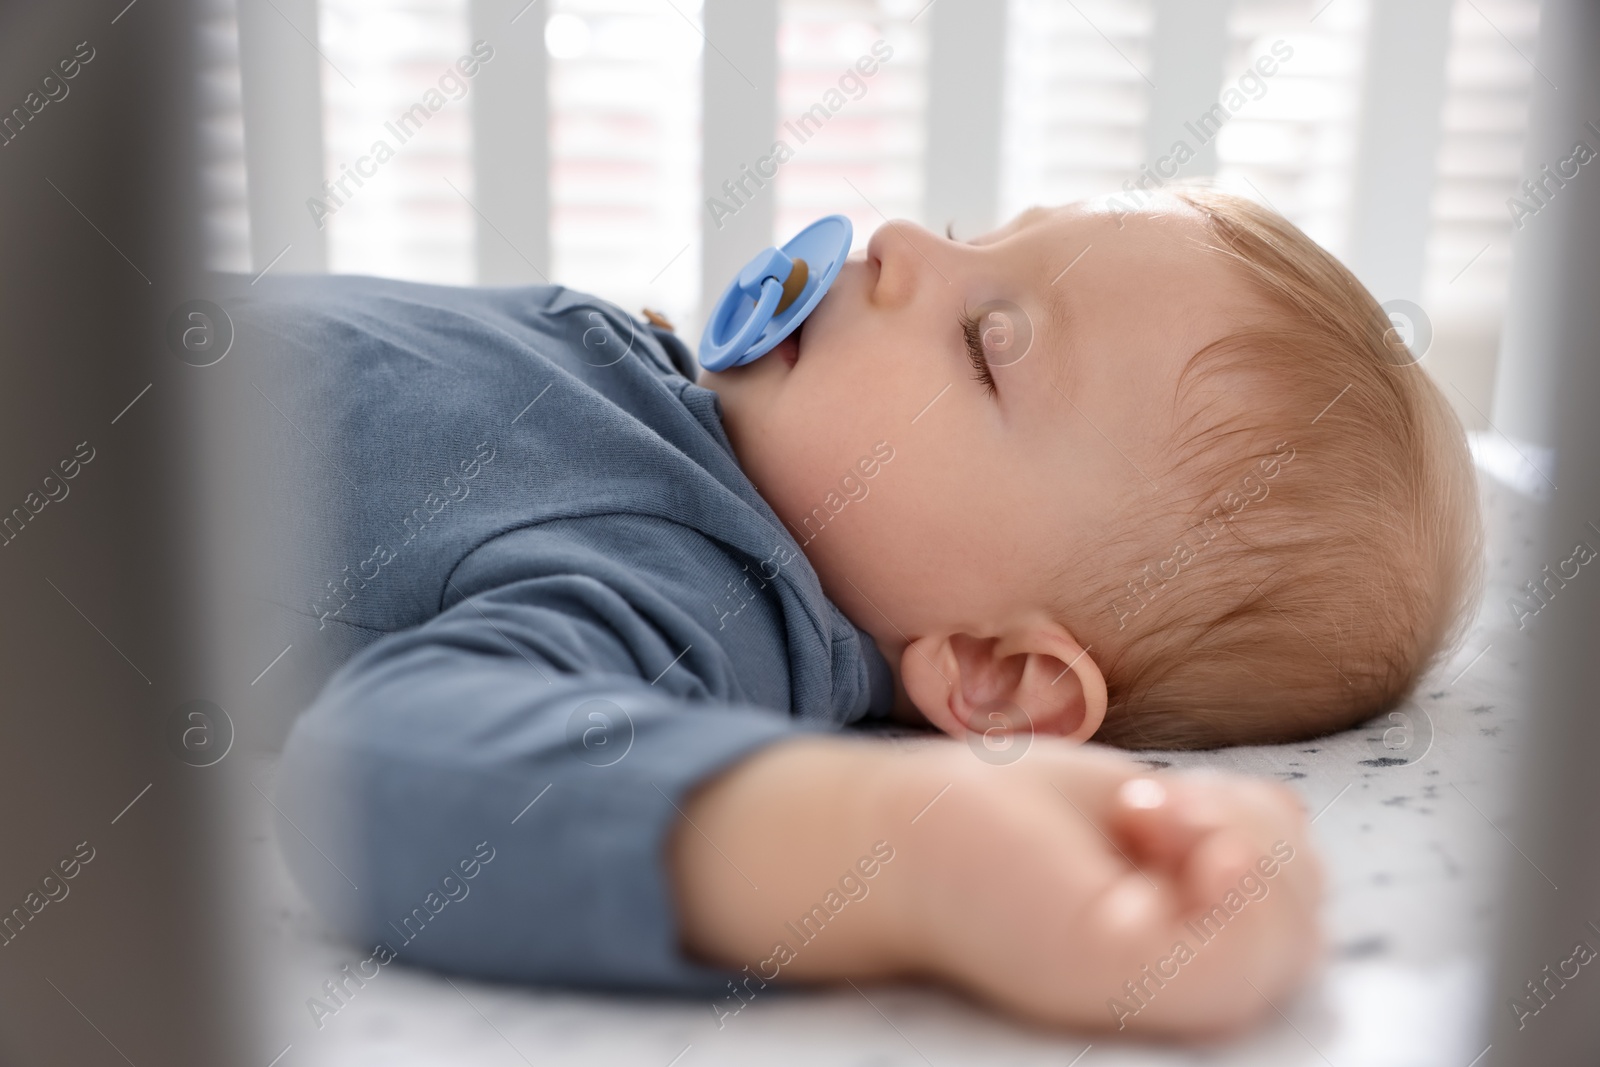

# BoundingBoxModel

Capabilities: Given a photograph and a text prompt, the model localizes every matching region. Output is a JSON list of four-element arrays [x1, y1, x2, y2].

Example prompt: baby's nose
[[865, 219, 936, 307]]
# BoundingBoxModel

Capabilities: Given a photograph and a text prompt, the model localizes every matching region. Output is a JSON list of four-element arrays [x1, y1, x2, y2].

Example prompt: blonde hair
[[1072, 184, 1482, 748]]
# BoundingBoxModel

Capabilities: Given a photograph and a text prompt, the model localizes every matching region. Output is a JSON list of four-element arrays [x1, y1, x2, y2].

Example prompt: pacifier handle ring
[[702, 276, 784, 371]]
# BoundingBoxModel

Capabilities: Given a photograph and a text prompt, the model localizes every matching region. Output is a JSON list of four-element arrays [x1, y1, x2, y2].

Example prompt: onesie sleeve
[[273, 516, 827, 995]]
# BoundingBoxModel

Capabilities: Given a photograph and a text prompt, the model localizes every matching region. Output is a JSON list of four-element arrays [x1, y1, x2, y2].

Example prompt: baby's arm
[[672, 737, 1322, 1035], [273, 519, 826, 992]]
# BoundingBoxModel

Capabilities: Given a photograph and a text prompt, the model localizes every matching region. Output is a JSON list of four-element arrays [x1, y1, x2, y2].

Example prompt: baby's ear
[[900, 622, 1106, 746]]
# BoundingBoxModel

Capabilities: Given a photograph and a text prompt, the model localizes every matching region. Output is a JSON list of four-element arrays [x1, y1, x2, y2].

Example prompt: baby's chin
[[699, 325, 807, 440]]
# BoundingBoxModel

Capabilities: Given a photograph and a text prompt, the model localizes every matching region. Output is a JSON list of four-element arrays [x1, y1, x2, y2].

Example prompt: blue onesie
[[232, 275, 897, 995]]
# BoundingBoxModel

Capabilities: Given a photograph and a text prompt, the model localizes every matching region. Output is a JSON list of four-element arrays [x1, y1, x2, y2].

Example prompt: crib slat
[[925, 0, 1009, 235], [469, 0, 551, 285], [700, 0, 780, 326], [236, 0, 328, 272], [1346, 0, 1454, 304]]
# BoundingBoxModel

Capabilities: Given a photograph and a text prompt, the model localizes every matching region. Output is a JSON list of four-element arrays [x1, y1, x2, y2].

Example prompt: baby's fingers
[[1107, 774, 1235, 876], [1175, 825, 1262, 916], [1111, 777, 1260, 915], [1110, 774, 1308, 871], [1075, 863, 1275, 1037]]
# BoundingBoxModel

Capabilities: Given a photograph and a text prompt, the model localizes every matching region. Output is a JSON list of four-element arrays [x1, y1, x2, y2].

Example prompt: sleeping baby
[[248, 184, 1479, 1037]]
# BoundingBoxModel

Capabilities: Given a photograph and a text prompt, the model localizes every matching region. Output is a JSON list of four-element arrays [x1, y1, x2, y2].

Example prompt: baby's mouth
[[777, 320, 803, 368]]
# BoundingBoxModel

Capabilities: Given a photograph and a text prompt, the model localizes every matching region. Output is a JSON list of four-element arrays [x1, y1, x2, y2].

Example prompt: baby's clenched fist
[[869, 740, 1323, 1036]]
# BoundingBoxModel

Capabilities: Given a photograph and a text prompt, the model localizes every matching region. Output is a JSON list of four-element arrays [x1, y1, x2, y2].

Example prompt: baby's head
[[702, 186, 1481, 749]]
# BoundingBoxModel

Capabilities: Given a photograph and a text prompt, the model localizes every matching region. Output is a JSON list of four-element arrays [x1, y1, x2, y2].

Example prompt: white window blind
[[773, 0, 927, 250], [999, 0, 1369, 256], [318, 0, 476, 284], [999, 0, 1152, 219], [197, 0, 251, 273], [1422, 0, 1542, 315], [547, 0, 702, 329], [1213, 0, 1370, 258], [196, 0, 1542, 364]]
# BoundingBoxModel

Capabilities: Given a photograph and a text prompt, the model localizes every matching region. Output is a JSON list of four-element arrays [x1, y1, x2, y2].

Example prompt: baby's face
[[703, 200, 1258, 720]]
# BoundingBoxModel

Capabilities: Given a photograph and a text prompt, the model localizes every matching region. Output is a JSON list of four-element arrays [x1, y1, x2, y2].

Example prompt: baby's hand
[[877, 740, 1323, 1035]]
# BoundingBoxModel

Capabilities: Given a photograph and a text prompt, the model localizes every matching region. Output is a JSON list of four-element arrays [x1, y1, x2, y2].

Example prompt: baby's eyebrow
[[969, 205, 1049, 245], [1015, 205, 1052, 228], [1039, 279, 1074, 380]]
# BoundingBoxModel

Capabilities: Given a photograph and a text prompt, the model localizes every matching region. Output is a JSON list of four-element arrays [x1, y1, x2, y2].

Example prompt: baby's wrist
[[854, 739, 976, 977]]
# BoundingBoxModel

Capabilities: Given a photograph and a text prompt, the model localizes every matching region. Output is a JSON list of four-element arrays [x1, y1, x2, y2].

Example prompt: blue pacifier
[[698, 214, 853, 372]]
